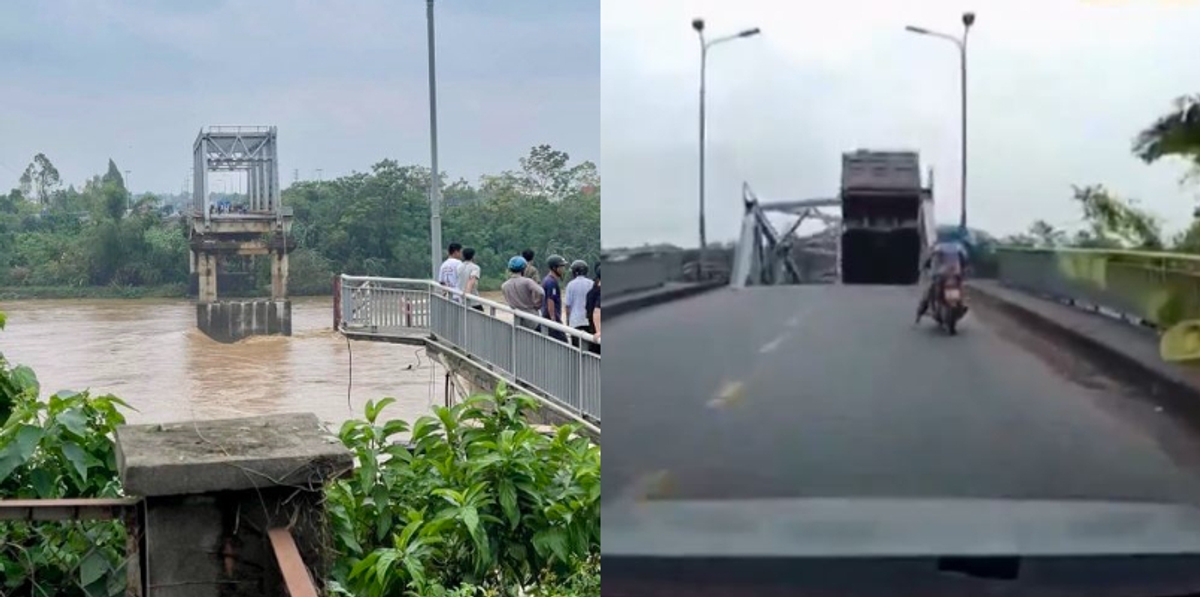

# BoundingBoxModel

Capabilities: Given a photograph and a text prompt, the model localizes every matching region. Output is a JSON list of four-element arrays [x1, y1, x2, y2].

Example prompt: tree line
[[1001, 94, 1200, 252], [0, 145, 600, 297]]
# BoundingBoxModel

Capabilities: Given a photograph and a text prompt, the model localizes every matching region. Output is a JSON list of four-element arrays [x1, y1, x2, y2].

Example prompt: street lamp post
[[125, 170, 132, 211], [905, 12, 975, 230], [692, 18, 760, 279], [426, 0, 443, 279]]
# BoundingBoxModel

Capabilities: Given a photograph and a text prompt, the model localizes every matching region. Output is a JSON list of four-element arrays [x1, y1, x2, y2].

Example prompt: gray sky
[[602, 0, 1200, 248], [0, 0, 598, 195]]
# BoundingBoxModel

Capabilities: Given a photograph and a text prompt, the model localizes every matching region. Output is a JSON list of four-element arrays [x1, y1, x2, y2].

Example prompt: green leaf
[[10, 365, 38, 395], [29, 468, 55, 498], [533, 528, 570, 564], [62, 441, 90, 482], [0, 311, 6, 330], [0, 443, 26, 484], [79, 551, 107, 587], [57, 408, 89, 437], [14, 424, 42, 460], [461, 505, 479, 536], [499, 478, 519, 529], [365, 397, 396, 424], [381, 419, 409, 440]]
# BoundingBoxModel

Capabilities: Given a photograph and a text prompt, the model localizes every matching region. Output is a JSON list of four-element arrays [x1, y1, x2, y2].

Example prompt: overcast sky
[[602, 0, 1200, 248], [0, 0, 598, 195]]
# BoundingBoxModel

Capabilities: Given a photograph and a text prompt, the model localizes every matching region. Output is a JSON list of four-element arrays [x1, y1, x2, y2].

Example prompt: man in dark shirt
[[542, 255, 567, 343], [585, 264, 601, 354]]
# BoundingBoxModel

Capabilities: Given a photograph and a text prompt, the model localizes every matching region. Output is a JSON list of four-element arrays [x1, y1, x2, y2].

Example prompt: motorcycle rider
[[916, 237, 970, 323]]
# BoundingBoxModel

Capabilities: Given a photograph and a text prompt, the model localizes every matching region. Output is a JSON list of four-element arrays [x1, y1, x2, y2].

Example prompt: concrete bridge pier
[[189, 125, 296, 343]]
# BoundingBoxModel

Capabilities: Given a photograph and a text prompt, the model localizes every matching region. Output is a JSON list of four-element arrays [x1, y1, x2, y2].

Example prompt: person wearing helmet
[[564, 260, 594, 346], [501, 255, 545, 331], [585, 263, 601, 353], [542, 255, 568, 342]]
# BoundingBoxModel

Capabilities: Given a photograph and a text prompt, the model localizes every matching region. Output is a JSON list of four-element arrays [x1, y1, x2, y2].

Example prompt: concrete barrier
[[608, 281, 726, 319], [605, 252, 680, 297], [116, 413, 352, 597]]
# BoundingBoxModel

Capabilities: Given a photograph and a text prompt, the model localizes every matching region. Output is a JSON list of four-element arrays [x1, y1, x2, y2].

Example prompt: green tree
[[19, 154, 61, 206], [1071, 184, 1163, 250], [1134, 94, 1200, 186]]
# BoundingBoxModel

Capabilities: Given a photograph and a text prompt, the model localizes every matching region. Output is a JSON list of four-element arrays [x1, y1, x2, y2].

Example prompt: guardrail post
[[332, 275, 341, 330]]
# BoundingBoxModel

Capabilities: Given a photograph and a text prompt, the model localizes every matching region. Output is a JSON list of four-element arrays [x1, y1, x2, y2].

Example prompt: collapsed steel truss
[[731, 183, 843, 288]]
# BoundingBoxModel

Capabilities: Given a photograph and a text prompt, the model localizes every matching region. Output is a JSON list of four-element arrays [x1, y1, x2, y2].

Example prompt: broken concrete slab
[[115, 412, 352, 497]]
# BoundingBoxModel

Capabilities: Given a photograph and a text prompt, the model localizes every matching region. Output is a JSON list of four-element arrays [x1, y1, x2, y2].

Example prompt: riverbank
[[0, 284, 189, 300], [0, 278, 509, 300]]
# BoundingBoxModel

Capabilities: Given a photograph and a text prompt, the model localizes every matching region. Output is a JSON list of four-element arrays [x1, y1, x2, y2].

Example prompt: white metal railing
[[338, 275, 600, 425]]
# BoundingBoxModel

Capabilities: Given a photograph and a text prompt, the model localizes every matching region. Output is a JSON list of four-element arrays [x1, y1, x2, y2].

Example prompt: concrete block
[[116, 412, 352, 497], [196, 299, 292, 343]]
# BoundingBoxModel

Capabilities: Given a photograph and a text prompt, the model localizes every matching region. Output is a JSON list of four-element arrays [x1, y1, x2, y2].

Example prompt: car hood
[[602, 496, 1200, 558]]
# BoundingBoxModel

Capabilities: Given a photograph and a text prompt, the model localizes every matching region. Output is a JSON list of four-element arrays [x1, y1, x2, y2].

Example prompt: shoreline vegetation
[[0, 146, 599, 304]]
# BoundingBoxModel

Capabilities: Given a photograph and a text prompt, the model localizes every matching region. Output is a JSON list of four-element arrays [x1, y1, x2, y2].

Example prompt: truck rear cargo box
[[839, 150, 925, 285]]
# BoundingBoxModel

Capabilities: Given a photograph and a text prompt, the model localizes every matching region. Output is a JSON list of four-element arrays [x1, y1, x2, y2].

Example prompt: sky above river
[[602, 0, 1200, 248], [0, 0, 599, 195]]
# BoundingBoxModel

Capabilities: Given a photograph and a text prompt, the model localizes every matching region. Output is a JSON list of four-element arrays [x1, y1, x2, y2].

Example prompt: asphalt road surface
[[604, 285, 1200, 505]]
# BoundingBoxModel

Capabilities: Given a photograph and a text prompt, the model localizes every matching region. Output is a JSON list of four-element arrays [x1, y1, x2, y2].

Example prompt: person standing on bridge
[[585, 263, 601, 354], [502, 255, 544, 331], [565, 260, 594, 348], [542, 255, 568, 343], [438, 243, 463, 302], [456, 247, 483, 311], [522, 249, 539, 280]]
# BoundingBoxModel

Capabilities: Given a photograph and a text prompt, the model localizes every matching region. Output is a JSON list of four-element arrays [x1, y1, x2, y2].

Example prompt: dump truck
[[839, 150, 933, 285]]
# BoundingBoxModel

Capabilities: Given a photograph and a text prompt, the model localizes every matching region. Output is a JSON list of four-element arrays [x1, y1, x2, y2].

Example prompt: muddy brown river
[[0, 296, 454, 428]]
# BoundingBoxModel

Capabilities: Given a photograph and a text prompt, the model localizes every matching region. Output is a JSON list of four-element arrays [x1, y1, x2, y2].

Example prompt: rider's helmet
[[570, 260, 589, 277], [507, 256, 527, 273], [546, 254, 567, 272]]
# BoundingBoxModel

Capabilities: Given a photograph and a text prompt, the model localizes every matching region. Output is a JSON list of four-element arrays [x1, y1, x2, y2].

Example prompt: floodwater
[[0, 296, 459, 428]]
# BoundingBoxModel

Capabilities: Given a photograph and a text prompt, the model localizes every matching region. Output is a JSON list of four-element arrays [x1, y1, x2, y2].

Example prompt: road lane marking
[[759, 334, 787, 354], [624, 470, 675, 501], [708, 380, 746, 409]]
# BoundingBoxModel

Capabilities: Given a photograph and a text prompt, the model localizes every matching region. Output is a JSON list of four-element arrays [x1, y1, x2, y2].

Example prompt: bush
[[0, 310, 132, 597], [326, 387, 600, 596]]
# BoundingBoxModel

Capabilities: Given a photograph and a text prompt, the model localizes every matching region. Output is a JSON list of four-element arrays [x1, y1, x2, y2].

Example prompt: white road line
[[759, 336, 785, 354]]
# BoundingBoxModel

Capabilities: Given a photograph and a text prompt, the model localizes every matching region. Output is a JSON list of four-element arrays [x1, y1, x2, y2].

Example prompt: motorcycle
[[931, 274, 968, 335]]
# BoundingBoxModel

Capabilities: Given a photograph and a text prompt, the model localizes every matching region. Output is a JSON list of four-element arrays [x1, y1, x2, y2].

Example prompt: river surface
[[0, 296, 461, 428]]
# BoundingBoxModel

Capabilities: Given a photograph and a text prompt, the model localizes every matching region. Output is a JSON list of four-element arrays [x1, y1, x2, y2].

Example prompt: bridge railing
[[996, 247, 1200, 330], [338, 275, 600, 424]]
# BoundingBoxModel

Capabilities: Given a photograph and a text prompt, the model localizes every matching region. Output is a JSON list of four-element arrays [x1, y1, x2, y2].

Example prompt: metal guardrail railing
[[338, 276, 600, 426], [996, 247, 1200, 331], [0, 497, 144, 596]]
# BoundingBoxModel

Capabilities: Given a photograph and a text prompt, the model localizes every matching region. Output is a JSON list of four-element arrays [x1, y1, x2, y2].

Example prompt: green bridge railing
[[995, 247, 1200, 361]]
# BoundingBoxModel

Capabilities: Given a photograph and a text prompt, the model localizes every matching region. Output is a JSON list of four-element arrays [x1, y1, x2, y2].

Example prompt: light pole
[[426, 0, 443, 279], [905, 11, 974, 230], [693, 18, 759, 278]]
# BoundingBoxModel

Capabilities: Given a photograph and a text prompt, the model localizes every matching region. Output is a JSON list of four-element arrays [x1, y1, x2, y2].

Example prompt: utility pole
[[125, 170, 132, 211], [426, 0, 443, 279]]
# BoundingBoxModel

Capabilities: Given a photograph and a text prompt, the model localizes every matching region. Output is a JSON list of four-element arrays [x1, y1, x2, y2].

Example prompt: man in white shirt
[[456, 247, 483, 310], [564, 260, 594, 346], [437, 242, 463, 301]]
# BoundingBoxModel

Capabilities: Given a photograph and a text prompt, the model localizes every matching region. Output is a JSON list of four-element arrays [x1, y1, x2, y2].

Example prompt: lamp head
[[962, 12, 975, 27], [692, 18, 705, 32]]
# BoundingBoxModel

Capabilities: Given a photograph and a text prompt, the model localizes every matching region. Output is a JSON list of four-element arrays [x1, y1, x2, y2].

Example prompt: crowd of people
[[436, 243, 600, 354]]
